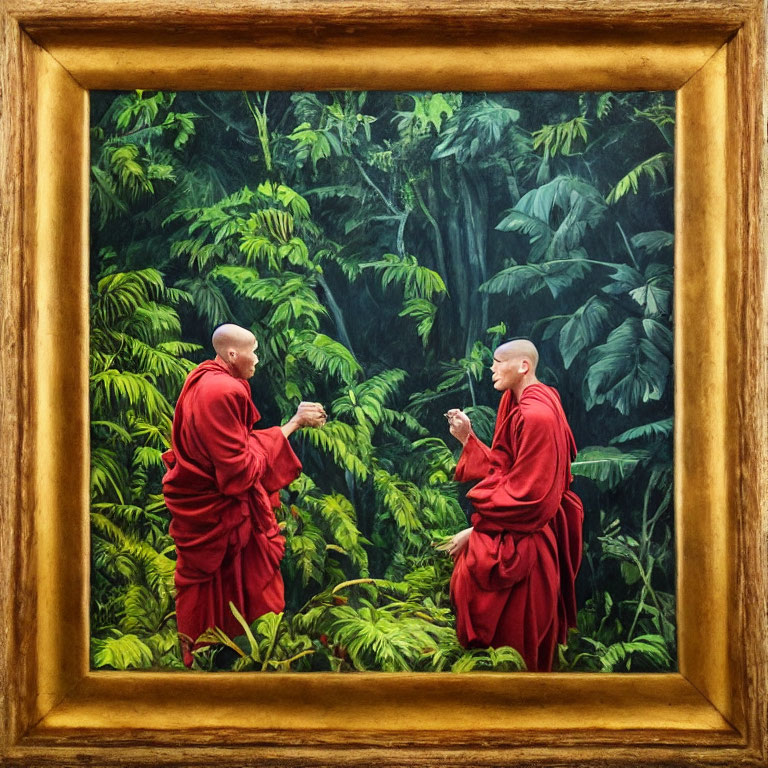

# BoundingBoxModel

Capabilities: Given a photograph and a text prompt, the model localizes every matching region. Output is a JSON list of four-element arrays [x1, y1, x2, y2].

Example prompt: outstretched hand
[[293, 401, 327, 428], [281, 401, 327, 437], [445, 408, 472, 445]]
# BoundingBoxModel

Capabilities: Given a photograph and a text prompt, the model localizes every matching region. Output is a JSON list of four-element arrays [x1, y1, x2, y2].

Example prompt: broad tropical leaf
[[571, 446, 649, 490], [92, 632, 154, 670], [559, 296, 611, 369], [480, 259, 591, 300], [610, 418, 674, 444], [583, 318, 671, 414]]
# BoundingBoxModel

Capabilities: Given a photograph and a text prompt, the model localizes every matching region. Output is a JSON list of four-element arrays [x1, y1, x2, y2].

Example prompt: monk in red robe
[[443, 339, 583, 671], [162, 323, 326, 666]]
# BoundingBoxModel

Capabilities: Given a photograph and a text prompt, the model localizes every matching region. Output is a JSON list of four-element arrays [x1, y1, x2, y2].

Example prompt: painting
[[89, 88, 676, 674]]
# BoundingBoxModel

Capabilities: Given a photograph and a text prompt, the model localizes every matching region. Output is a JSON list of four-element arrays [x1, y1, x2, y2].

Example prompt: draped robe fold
[[162, 359, 301, 666], [450, 383, 583, 671]]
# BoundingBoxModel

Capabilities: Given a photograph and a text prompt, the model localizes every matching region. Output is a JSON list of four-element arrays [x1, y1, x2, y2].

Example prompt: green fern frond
[[532, 115, 589, 157], [406, 439, 457, 485], [314, 494, 368, 572], [329, 605, 438, 671], [302, 421, 370, 480], [121, 334, 196, 388], [450, 645, 526, 672], [91, 447, 129, 502], [129, 303, 185, 344], [129, 418, 171, 450], [596, 92, 615, 119], [90, 369, 174, 421], [373, 469, 422, 534], [257, 181, 312, 220], [606, 152, 672, 204], [92, 631, 154, 669], [331, 369, 407, 426], [291, 333, 362, 384], [91, 420, 132, 444], [93, 268, 166, 326], [362, 253, 446, 301], [286, 521, 327, 587], [132, 445, 166, 471], [399, 298, 437, 346]]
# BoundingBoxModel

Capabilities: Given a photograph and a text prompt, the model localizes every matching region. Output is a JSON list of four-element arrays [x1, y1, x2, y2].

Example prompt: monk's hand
[[282, 402, 326, 438], [444, 408, 472, 445], [435, 526, 473, 559], [293, 401, 327, 429]]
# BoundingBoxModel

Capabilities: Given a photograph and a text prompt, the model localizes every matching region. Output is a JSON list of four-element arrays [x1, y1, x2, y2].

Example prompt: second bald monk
[[162, 324, 326, 666], [443, 340, 583, 671]]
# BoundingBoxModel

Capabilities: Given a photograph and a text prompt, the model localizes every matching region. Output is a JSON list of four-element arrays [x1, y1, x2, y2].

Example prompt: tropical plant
[[89, 87, 676, 673]]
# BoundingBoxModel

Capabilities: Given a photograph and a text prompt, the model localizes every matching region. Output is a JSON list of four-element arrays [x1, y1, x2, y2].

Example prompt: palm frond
[[606, 152, 672, 204]]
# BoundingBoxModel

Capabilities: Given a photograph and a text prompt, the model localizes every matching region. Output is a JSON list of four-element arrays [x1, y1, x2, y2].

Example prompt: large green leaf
[[559, 295, 611, 369], [480, 259, 591, 300], [373, 469, 422, 535], [496, 176, 607, 261], [630, 230, 674, 255], [92, 632, 154, 670], [431, 98, 521, 163], [292, 332, 362, 384], [610, 418, 674, 444], [629, 264, 673, 318], [583, 318, 671, 414], [571, 446, 649, 490]]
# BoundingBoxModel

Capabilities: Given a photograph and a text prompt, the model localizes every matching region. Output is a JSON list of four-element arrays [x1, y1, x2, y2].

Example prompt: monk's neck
[[214, 355, 236, 376], [511, 375, 540, 402]]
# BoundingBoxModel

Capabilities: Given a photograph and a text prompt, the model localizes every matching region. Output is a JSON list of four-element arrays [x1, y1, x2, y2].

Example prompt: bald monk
[[162, 324, 326, 666], [442, 339, 583, 671]]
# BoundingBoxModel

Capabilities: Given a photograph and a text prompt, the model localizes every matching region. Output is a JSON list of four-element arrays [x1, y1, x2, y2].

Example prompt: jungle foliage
[[90, 88, 675, 673]]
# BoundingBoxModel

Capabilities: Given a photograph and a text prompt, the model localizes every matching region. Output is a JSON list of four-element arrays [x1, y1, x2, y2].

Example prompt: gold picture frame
[[1, 2, 766, 765]]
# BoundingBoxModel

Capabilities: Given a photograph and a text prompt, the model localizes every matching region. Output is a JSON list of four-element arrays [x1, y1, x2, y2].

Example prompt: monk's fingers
[[298, 402, 327, 419]]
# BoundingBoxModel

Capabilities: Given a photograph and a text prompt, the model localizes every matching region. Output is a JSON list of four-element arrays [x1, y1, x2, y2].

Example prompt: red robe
[[162, 359, 301, 666], [450, 383, 583, 671]]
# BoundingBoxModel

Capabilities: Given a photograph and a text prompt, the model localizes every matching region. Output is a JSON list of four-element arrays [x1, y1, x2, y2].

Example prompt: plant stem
[[260, 611, 283, 671], [353, 158, 401, 216], [244, 92, 273, 173], [616, 221, 640, 270], [466, 370, 477, 408], [316, 272, 357, 360], [413, 180, 449, 283]]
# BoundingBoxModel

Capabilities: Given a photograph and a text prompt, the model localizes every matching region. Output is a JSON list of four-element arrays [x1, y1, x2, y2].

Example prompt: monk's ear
[[520, 359, 529, 374]]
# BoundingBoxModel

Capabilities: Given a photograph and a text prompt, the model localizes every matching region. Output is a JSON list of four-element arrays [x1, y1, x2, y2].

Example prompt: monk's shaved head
[[495, 339, 539, 372], [212, 323, 256, 356], [212, 324, 259, 379]]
